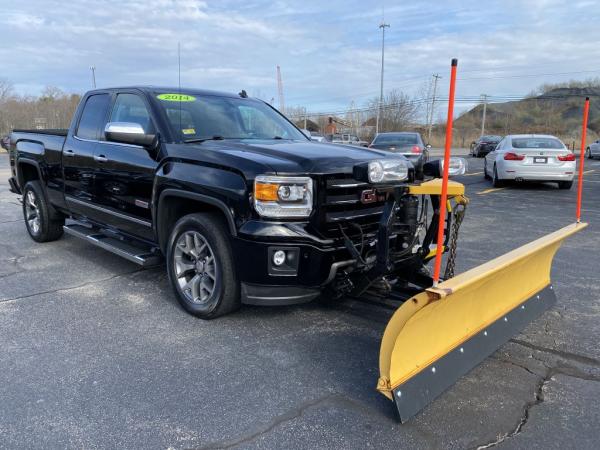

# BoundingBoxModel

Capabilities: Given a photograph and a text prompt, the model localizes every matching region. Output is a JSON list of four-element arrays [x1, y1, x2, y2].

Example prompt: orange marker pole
[[576, 97, 590, 223], [432, 58, 458, 287]]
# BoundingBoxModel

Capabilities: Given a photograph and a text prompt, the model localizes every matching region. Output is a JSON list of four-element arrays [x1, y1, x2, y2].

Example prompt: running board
[[63, 223, 163, 267]]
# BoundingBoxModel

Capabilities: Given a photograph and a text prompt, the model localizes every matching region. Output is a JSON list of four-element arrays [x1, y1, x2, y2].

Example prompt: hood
[[185, 139, 406, 175]]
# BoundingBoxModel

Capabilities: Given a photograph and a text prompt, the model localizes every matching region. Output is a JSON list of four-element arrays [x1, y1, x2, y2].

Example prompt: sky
[[1, 0, 600, 116]]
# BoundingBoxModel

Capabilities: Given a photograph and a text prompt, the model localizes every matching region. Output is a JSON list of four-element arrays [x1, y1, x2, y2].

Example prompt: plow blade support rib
[[377, 223, 587, 422]]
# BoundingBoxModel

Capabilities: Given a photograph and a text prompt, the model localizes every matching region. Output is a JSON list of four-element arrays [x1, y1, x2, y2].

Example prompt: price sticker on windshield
[[157, 93, 196, 102]]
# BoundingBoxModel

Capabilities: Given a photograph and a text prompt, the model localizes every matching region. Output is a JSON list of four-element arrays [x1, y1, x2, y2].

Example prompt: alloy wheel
[[25, 190, 41, 235], [173, 231, 218, 304]]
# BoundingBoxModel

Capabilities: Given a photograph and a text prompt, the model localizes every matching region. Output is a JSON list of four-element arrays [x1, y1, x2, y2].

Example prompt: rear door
[[63, 93, 111, 215], [91, 91, 158, 240]]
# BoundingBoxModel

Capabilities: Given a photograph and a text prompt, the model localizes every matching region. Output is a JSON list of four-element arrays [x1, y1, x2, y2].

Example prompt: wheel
[[484, 160, 491, 179], [492, 164, 504, 187], [22, 181, 64, 242], [587, 147, 593, 159], [166, 212, 240, 319], [558, 180, 573, 189]]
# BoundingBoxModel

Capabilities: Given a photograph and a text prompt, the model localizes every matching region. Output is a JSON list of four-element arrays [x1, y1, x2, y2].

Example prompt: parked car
[[330, 133, 369, 147], [470, 135, 502, 157], [369, 132, 430, 166], [484, 134, 575, 189], [309, 131, 326, 142], [586, 139, 600, 159], [8, 86, 461, 319]]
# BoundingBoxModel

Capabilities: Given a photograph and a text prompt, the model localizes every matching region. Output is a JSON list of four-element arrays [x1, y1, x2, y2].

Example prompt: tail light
[[504, 152, 525, 161], [411, 145, 422, 154], [558, 153, 575, 161]]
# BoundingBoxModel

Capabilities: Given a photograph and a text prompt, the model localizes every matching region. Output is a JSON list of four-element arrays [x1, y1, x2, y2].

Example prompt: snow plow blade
[[377, 222, 587, 422]]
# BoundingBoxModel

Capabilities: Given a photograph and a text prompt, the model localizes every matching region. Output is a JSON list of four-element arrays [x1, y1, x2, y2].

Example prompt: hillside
[[453, 87, 600, 145]]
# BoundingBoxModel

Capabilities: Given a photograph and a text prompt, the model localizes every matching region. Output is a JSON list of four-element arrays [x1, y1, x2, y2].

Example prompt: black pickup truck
[[8, 86, 463, 318]]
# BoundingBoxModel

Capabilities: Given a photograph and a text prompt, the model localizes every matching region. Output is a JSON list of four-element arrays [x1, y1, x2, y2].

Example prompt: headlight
[[254, 175, 313, 218], [440, 157, 467, 176], [367, 159, 409, 183]]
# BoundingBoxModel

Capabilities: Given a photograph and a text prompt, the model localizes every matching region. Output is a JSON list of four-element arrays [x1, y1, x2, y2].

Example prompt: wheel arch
[[17, 158, 43, 188], [156, 189, 237, 253]]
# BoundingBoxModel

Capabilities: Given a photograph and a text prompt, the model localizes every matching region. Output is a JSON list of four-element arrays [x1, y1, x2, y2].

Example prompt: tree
[[365, 89, 419, 133]]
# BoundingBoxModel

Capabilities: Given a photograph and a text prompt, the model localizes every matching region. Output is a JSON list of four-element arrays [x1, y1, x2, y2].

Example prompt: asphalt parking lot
[[1, 150, 599, 449]]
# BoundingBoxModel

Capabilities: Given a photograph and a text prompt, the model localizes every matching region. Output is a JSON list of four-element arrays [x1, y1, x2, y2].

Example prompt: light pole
[[427, 73, 441, 143], [90, 66, 96, 88], [480, 94, 488, 136], [375, 22, 390, 135]]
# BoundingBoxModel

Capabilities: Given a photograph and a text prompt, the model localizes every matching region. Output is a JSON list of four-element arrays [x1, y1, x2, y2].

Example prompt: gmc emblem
[[361, 189, 377, 204]]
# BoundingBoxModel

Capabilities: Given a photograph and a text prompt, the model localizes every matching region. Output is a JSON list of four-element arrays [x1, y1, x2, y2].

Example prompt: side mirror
[[105, 122, 156, 147], [423, 157, 467, 178]]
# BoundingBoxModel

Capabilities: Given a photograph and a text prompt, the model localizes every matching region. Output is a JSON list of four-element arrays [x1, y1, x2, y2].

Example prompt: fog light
[[273, 250, 286, 266]]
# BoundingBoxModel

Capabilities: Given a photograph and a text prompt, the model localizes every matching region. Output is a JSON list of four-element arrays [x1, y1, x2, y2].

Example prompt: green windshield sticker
[[157, 93, 196, 102]]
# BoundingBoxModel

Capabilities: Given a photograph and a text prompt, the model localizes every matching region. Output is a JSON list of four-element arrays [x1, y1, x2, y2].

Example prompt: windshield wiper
[[184, 135, 225, 144]]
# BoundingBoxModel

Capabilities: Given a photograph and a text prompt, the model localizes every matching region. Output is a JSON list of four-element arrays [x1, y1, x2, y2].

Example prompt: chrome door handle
[[64, 149, 75, 157], [94, 155, 108, 163]]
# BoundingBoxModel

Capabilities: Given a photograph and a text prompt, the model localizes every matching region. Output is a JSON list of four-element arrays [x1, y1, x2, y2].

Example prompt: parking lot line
[[583, 169, 595, 174], [463, 172, 483, 176], [477, 187, 507, 195]]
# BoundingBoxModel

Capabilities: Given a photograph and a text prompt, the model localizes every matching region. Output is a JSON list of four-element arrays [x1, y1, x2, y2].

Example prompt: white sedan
[[484, 134, 576, 189]]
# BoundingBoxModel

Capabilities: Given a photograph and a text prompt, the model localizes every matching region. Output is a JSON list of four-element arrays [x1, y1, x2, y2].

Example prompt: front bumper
[[233, 222, 349, 305]]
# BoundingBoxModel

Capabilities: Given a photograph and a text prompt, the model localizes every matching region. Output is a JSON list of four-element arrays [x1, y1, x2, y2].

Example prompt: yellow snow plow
[[375, 201, 586, 421]]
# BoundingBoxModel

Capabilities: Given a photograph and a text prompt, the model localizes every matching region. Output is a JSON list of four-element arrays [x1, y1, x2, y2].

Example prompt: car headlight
[[254, 175, 313, 218], [367, 159, 409, 183], [440, 157, 467, 176]]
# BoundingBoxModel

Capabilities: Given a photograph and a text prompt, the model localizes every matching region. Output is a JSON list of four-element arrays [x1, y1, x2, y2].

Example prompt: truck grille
[[316, 174, 388, 242]]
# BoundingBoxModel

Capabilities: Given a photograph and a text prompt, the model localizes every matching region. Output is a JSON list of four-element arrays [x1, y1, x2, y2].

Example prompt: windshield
[[153, 91, 306, 141], [374, 134, 418, 145], [512, 137, 564, 149], [481, 135, 501, 142]]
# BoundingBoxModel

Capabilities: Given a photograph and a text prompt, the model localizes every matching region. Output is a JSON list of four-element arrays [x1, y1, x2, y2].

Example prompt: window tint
[[374, 134, 418, 145], [76, 94, 110, 140], [110, 94, 154, 133], [512, 137, 564, 149]]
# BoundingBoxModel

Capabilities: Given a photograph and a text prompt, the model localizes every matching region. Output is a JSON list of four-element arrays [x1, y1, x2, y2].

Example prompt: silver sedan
[[586, 139, 600, 159], [484, 134, 576, 189]]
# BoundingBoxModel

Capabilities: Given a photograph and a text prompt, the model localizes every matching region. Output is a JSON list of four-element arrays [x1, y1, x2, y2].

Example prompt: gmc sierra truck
[[7, 86, 464, 318]]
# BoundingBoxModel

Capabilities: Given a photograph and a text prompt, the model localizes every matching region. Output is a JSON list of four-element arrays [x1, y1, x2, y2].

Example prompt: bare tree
[[0, 79, 13, 102], [366, 89, 420, 133]]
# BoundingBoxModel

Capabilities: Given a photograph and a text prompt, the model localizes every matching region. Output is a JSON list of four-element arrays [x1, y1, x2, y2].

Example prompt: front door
[[92, 92, 158, 241]]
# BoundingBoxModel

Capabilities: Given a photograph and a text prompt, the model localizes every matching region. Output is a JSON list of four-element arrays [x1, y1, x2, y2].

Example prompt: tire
[[166, 212, 240, 319], [558, 180, 573, 190], [22, 181, 64, 242], [587, 147, 593, 159], [484, 160, 491, 179], [492, 164, 504, 187]]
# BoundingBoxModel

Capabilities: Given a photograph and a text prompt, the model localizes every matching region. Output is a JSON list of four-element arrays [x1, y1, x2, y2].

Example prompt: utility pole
[[427, 73, 441, 143], [480, 94, 488, 136], [375, 21, 390, 135], [303, 107, 307, 130], [276, 65, 285, 114], [90, 66, 96, 88]]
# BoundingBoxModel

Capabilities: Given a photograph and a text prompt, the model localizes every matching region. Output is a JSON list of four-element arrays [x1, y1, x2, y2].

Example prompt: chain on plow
[[443, 197, 467, 280]]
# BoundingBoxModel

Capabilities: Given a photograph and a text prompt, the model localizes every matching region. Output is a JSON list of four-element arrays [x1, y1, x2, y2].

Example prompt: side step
[[63, 223, 163, 267]]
